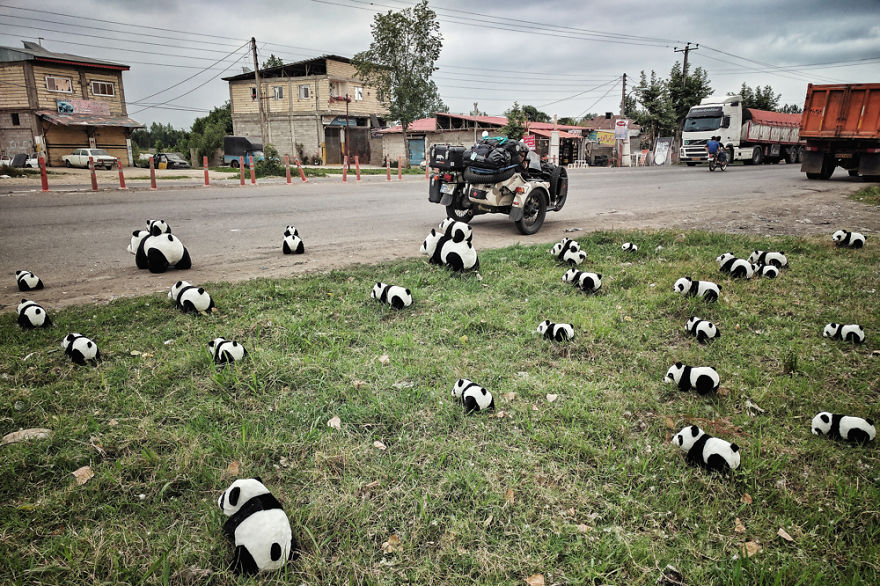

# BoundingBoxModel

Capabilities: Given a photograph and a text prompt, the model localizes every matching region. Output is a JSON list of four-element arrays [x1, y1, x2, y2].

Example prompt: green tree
[[352, 0, 444, 166], [667, 62, 713, 122], [189, 102, 233, 160], [780, 103, 803, 114], [733, 83, 781, 111], [631, 70, 677, 145], [261, 54, 284, 70], [501, 102, 528, 140], [522, 105, 551, 123], [558, 116, 579, 126]]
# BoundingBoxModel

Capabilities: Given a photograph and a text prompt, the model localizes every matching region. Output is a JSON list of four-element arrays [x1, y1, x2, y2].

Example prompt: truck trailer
[[223, 136, 264, 168], [680, 95, 803, 166], [799, 83, 880, 180]]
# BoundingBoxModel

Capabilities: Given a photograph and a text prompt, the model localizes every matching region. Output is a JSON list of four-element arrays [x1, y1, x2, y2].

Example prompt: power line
[[576, 78, 623, 119], [539, 77, 621, 109]]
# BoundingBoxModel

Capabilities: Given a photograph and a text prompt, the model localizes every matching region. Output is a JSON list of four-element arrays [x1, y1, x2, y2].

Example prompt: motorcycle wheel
[[445, 204, 474, 223], [550, 166, 568, 211], [708, 160, 716, 172], [514, 191, 547, 235], [463, 166, 516, 184]]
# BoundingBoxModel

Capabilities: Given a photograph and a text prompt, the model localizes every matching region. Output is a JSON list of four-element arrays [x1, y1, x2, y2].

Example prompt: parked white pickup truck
[[62, 148, 117, 169]]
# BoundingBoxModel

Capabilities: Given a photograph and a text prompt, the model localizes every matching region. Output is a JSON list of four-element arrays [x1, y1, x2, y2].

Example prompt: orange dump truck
[[800, 83, 880, 180]]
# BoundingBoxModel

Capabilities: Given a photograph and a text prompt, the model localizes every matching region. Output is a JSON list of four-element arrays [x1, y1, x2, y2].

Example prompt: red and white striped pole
[[425, 161, 429, 179], [39, 155, 49, 192], [203, 156, 210, 186], [249, 155, 256, 184], [342, 156, 348, 182], [239, 156, 245, 185], [397, 156, 402, 181], [295, 157, 307, 182], [386, 158, 391, 181], [117, 158, 127, 190], [284, 155, 291, 184], [355, 156, 361, 182], [149, 156, 157, 190], [88, 156, 98, 191]]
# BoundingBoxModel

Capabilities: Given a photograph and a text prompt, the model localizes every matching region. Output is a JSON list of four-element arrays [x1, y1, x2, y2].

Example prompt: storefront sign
[[56, 99, 111, 115], [522, 134, 536, 148], [614, 119, 628, 140]]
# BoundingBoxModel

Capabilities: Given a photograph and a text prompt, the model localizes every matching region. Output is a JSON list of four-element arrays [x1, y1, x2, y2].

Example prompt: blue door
[[408, 138, 425, 167]]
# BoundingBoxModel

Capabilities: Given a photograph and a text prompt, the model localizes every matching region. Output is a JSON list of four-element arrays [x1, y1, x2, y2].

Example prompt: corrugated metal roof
[[528, 128, 581, 139], [379, 118, 438, 133], [37, 111, 144, 128], [0, 41, 129, 70]]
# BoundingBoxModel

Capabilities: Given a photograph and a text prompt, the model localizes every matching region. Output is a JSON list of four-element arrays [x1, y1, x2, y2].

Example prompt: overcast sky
[[2, 0, 878, 129]]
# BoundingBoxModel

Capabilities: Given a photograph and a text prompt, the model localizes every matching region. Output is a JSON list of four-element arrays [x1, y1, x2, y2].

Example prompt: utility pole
[[620, 73, 627, 117], [251, 37, 268, 149], [674, 42, 698, 90]]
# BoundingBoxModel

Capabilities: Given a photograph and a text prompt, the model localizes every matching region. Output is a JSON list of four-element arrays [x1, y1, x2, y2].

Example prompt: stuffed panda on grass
[[537, 319, 574, 341], [439, 217, 473, 243], [823, 323, 865, 344], [832, 229, 866, 249], [747, 250, 787, 268], [664, 362, 720, 395], [672, 425, 741, 473], [17, 299, 51, 328], [621, 242, 638, 252], [811, 412, 876, 444], [135, 233, 192, 273], [673, 277, 721, 302], [208, 337, 247, 364], [169, 280, 214, 314], [218, 478, 295, 575], [451, 378, 494, 414], [550, 238, 586, 265], [715, 253, 754, 279], [15, 270, 43, 291], [371, 282, 412, 309], [562, 269, 601, 294], [752, 263, 779, 278], [61, 333, 100, 366], [420, 229, 479, 272], [685, 317, 720, 344]]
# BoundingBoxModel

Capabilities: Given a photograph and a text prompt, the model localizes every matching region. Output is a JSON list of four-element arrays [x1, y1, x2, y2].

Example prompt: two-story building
[[0, 41, 143, 166], [223, 55, 389, 165]]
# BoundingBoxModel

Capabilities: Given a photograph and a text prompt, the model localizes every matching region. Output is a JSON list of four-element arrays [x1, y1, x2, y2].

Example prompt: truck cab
[[680, 95, 742, 165]]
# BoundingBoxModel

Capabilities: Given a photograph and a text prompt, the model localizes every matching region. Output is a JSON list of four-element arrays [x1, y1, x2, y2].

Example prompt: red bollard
[[88, 156, 98, 191], [203, 156, 210, 186], [386, 159, 391, 181], [355, 156, 361, 182], [284, 155, 291, 184], [239, 156, 245, 185], [295, 158, 307, 182], [149, 156, 157, 190], [397, 156, 402, 181], [38, 156, 49, 192], [342, 156, 348, 182], [117, 159, 127, 190], [249, 155, 256, 184], [425, 162, 429, 179]]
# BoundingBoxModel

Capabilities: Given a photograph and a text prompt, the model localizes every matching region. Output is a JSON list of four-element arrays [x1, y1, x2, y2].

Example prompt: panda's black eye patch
[[229, 487, 240, 507], [820, 414, 829, 423]]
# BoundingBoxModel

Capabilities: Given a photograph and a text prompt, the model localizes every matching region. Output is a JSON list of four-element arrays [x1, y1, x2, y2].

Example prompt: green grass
[[849, 185, 880, 206], [2, 230, 878, 584]]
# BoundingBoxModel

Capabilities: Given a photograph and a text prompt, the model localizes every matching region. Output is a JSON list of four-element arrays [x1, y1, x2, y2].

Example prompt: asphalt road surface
[[1, 164, 874, 309]]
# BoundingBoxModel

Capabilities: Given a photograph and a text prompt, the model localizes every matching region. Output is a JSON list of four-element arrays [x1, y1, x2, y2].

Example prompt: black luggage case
[[430, 144, 466, 170]]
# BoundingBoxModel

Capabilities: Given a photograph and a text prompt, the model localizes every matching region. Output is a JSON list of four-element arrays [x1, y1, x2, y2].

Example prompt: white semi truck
[[679, 95, 803, 166]]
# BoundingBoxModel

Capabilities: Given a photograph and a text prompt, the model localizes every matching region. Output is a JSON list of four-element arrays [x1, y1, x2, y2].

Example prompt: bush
[[254, 144, 285, 177]]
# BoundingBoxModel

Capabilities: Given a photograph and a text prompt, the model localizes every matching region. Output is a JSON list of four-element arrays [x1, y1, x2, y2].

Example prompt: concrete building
[[0, 41, 143, 166], [223, 55, 389, 165]]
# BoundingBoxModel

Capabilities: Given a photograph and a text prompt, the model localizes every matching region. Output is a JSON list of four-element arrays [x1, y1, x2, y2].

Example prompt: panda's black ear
[[820, 414, 829, 423], [253, 476, 263, 484], [228, 487, 240, 507], [198, 288, 204, 294], [405, 289, 411, 295], [675, 361, 682, 367], [597, 274, 602, 279], [690, 425, 699, 436]]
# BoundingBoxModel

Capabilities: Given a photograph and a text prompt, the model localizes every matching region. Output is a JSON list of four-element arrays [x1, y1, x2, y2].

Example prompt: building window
[[11, 113, 20, 126], [46, 75, 73, 93], [353, 86, 363, 101], [298, 84, 310, 99], [251, 87, 257, 101], [273, 86, 284, 100], [90, 81, 115, 96]]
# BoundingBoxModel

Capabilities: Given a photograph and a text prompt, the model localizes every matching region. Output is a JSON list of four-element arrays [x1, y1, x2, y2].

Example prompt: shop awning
[[528, 128, 581, 139], [36, 111, 144, 128]]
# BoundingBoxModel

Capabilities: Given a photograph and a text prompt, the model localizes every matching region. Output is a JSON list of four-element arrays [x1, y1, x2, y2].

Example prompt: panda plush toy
[[747, 250, 787, 268], [685, 317, 720, 344], [127, 230, 149, 255], [17, 299, 51, 328], [550, 238, 586, 265], [752, 263, 779, 278], [438, 237, 479, 272], [439, 218, 473, 243], [282, 225, 305, 254], [147, 219, 171, 236], [664, 362, 720, 395], [371, 282, 413, 309], [135, 232, 192, 273], [673, 277, 721, 302], [218, 478, 295, 575], [550, 238, 580, 256], [621, 242, 638, 252], [208, 337, 247, 364], [169, 280, 214, 314], [832, 229, 866, 249], [672, 425, 741, 473], [823, 323, 865, 344], [15, 270, 44, 291], [811, 412, 876, 444], [715, 253, 754, 279], [562, 269, 602, 293], [61, 333, 100, 366], [451, 378, 494, 414], [537, 319, 574, 341]]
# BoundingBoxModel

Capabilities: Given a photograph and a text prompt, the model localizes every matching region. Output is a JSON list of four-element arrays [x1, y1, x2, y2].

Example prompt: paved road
[[0, 164, 870, 309]]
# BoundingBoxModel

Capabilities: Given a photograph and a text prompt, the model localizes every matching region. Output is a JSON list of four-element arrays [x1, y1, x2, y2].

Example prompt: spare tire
[[463, 166, 517, 184]]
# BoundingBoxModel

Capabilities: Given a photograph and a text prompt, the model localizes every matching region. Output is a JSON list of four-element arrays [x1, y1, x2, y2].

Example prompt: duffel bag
[[430, 144, 467, 170]]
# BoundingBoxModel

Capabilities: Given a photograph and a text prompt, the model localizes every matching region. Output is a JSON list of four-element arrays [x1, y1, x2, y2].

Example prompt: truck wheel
[[445, 204, 474, 223], [752, 147, 764, 165], [230, 159, 239, 169], [806, 155, 835, 180], [514, 191, 547, 235]]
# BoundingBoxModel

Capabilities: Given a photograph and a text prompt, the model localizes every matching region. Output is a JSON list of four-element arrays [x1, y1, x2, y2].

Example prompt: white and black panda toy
[[451, 378, 494, 414], [127, 229, 149, 255], [419, 229, 445, 263], [752, 263, 779, 278], [537, 319, 574, 341], [438, 237, 479, 272], [371, 282, 413, 309], [208, 337, 247, 364], [550, 238, 586, 265], [15, 270, 44, 291], [562, 269, 602, 293], [439, 217, 473, 243], [811, 412, 876, 444], [218, 477, 295, 575], [550, 238, 580, 256], [664, 362, 720, 395], [673, 277, 721, 302], [685, 317, 720, 344], [672, 425, 741, 473], [282, 233, 305, 255], [823, 322, 866, 344], [621, 242, 638, 252], [135, 232, 192, 273], [146, 219, 171, 236], [715, 253, 754, 279], [61, 333, 100, 366], [747, 250, 787, 268], [169, 280, 214, 314], [832, 229, 866, 249], [17, 299, 51, 328]]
